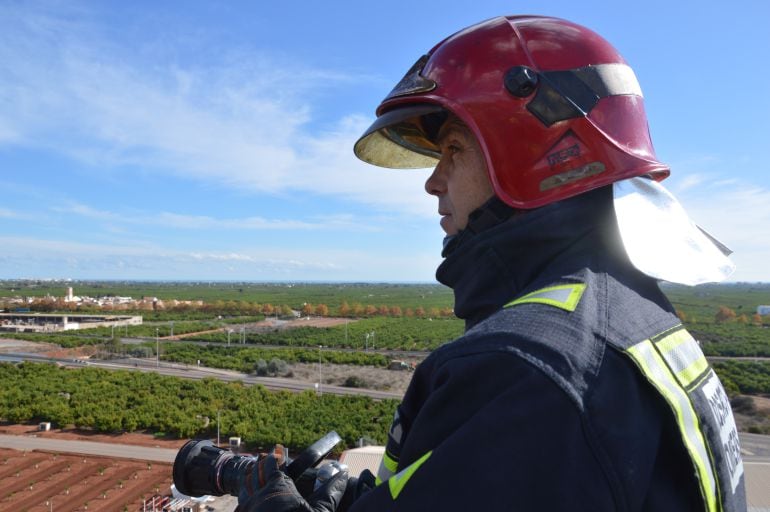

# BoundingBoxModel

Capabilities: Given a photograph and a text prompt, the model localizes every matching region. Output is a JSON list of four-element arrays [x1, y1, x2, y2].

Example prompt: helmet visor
[[354, 104, 447, 169]]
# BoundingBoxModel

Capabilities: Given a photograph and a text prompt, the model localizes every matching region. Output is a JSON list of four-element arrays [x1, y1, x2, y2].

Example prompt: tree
[[715, 306, 736, 323], [315, 304, 329, 316], [225, 300, 240, 314], [104, 334, 122, 356], [267, 358, 288, 376], [389, 306, 402, 317], [254, 359, 268, 376], [280, 305, 293, 317], [302, 303, 314, 316], [415, 306, 426, 318], [378, 305, 390, 316], [365, 305, 377, 317], [338, 301, 351, 317]]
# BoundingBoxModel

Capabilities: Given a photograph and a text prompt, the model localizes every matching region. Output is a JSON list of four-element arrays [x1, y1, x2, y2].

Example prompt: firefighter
[[242, 15, 746, 512]]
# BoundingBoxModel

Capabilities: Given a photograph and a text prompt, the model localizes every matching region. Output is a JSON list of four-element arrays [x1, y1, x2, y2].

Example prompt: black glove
[[237, 454, 348, 512]]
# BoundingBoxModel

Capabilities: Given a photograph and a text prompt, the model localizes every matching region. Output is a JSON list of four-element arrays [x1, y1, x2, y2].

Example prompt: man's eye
[[446, 144, 460, 154]]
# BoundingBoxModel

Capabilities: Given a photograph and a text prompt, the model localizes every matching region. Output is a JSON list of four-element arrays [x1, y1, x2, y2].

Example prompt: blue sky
[[1, 0, 769, 282]]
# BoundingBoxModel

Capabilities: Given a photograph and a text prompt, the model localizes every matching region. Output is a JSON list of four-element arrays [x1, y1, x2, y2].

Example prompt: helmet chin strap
[[441, 196, 517, 257]]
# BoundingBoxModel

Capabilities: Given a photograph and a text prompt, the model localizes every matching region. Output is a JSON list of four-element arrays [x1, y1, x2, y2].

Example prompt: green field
[[0, 362, 396, 451], [2, 279, 769, 438]]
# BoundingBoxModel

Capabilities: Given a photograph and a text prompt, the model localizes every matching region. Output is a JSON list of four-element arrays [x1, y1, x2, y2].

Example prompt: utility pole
[[318, 345, 323, 396], [155, 328, 159, 368]]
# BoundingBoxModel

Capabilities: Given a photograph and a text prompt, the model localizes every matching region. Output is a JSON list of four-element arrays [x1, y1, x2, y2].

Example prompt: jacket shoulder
[[429, 269, 680, 408]]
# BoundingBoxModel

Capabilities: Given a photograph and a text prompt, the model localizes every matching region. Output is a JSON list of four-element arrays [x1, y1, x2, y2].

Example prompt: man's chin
[[440, 216, 457, 235]]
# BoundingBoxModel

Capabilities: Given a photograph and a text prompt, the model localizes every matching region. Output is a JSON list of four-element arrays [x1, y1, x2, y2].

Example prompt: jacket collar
[[436, 187, 626, 329]]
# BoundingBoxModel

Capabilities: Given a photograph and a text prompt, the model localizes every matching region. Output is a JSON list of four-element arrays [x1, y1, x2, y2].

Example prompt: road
[[0, 352, 404, 400], [0, 434, 178, 462]]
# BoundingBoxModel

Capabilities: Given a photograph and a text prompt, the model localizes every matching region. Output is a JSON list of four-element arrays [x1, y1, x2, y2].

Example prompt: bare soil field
[[0, 447, 173, 512], [280, 317, 352, 328], [0, 425, 198, 511], [0, 338, 60, 354], [162, 316, 354, 341], [289, 362, 413, 395], [0, 338, 98, 361]]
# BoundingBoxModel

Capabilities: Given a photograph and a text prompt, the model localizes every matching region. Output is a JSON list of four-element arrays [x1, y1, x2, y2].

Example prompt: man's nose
[[424, 162, 446, 196]]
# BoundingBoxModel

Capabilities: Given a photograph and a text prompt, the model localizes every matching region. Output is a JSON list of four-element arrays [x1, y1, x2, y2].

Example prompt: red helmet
[[354, 15, 669, 209]]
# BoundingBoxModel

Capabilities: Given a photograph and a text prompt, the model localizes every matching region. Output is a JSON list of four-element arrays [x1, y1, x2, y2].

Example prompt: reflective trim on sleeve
[[376, 452, 399, 486], [388, 451, 432, 500], [627, 339, 719, 512], [504, 283, 586, 312]]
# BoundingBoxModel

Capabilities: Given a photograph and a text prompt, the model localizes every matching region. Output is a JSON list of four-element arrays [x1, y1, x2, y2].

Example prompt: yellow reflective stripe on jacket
[[504, 283, 586, 312], [388, 451, 432, 500], [627, 339, 719, 512], [652, 328, 709, 389], [376, 452, 399, 486]]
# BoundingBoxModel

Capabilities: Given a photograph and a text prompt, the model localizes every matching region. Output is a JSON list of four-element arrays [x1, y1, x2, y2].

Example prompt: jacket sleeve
[[349, 348, 618, 511]]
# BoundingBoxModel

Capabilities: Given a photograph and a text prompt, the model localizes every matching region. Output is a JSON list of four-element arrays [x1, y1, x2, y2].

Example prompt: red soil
[[0, 425, 191, 511], [0, 448, 174, 512]]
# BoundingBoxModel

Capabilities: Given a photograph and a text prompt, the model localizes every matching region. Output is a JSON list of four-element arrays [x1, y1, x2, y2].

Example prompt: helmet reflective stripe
[[528, 64, 642, 126], [504, 283, 586, 312], [626, 338, 719, 512], [652, 328, 710, 389]]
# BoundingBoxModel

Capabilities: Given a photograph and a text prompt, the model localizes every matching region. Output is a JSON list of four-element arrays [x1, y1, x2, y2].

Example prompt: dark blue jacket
[[349, 188, 727, 511]]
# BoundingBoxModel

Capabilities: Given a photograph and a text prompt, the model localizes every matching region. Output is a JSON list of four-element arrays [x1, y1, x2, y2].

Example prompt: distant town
[[1, 285, 203, 311]]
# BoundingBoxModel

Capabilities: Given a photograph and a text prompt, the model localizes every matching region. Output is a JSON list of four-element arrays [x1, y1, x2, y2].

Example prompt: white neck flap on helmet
[[613, 177, 735, 285]]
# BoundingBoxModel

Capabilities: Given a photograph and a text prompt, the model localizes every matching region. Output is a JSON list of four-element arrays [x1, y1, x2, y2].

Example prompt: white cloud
[[0, 3, 434, 219], [0, 208, 39, 221], [54, 202, 381, 232], [0, 236, 438, 281], [674, 173, 706, 192]]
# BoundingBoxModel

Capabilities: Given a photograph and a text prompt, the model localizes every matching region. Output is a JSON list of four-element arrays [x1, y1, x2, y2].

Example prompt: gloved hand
[[237, 454, 348, 512]]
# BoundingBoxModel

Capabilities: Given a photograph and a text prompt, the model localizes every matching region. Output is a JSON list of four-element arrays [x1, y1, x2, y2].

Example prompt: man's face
[[424, 116, 495, 236]]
